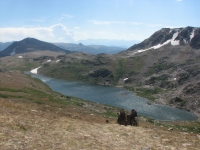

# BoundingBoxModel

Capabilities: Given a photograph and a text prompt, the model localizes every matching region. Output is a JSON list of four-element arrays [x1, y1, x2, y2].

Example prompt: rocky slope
[[127, 26, 200, 52], [119, 26, 200, 116]]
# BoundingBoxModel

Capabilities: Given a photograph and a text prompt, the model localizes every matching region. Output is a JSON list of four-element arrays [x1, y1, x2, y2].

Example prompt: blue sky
[[0, 0, 199, 45]]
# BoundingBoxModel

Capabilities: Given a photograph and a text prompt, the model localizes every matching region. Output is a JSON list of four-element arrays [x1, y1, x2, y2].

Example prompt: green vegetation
[[0, 88, 26, 92], [124, 86, 163, 101], [157, 121, 200, 134], [104, 111, 118, 118], [41, 62, 88, 81], [89, 68, 111, 78], [0, 88, 26, 99], [143, 116, 200, 133], [0, 86, 56, 103], [175, 97, 183, 102], [0, 93, 9, 98], [174, 97, 187, 107], [131, 56, 144, 71], [147, 74, 174, 88], [114, 59, 125, 82], [135, 87, 163, 101], [146, 61, 174, 76], [0, 78, 120, 119]]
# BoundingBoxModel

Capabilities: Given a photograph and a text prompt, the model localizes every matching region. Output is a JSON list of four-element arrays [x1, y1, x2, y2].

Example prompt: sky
[[0, 0, 200, 45]]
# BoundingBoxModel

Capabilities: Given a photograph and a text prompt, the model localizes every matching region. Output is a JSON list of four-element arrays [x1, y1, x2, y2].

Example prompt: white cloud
[[0, 24, 74, 42], [177, 0, 182, 1]]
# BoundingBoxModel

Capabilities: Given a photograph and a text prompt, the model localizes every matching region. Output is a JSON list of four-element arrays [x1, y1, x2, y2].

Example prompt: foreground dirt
[[0, 98, 200, 150]]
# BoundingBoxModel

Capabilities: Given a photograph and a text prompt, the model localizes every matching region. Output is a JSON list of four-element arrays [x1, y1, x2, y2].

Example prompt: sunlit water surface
[[28, 73, 197, 121]]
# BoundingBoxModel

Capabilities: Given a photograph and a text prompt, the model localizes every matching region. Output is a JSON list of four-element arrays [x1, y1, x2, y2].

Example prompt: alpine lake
[[27, 72, 198, 121]]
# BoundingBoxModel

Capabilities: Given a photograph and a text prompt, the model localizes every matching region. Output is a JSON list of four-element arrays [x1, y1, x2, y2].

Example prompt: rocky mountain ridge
[[116, 27, 200, 116], [126, 26, 200, 55]]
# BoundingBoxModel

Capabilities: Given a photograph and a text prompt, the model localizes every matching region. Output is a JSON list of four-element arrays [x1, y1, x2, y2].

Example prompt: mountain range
[[54, 43, 126, 54], [0, 26, 199, 116], [0, 39, 127, 55], [75, 39, 139, 48]]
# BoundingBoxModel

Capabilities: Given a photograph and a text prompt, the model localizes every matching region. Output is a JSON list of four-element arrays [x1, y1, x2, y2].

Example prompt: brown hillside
[[0, 70, 200, 150]]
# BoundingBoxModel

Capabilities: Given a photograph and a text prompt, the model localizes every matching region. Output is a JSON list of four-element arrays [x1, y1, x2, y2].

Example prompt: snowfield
[[190, 29, 195, 41], [30, 59, 57, 74], [30, 66, 42, 74]]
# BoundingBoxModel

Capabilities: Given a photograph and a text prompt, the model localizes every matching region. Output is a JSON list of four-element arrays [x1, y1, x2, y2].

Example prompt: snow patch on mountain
[[137, 39, 171, 53], [18, 56, 23, 58], [136, 32, 180, 54], [30, 66, 42, 74], [190, 29, 195, 41], [154, 39, 172, 49], [138, 47, 153, 53], [171, 31, 180, 46]]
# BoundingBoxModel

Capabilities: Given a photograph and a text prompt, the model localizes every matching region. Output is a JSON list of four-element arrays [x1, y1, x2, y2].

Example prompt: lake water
[[28, 73, 197, 121]]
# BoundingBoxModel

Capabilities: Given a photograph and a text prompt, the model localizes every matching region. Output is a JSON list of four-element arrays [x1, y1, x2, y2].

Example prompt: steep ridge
[[127, 26, 200, 55], [0, 38, 71, 57]]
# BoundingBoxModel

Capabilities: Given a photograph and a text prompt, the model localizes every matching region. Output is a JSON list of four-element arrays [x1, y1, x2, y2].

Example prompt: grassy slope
[[0, 70, 200, 149]]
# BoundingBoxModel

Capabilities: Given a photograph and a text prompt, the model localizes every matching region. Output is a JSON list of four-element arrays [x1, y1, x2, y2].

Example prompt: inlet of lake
[[28, 73, 197, 121]]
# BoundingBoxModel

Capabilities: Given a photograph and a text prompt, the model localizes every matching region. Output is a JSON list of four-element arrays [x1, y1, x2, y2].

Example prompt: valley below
[[19, 44, 200, 117]]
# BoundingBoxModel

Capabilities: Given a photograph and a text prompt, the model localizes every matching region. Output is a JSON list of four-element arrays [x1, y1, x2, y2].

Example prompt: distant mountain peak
[[127, 26, 200, 54], [0, 38, 71, 57], [78, 43, 84, 46]]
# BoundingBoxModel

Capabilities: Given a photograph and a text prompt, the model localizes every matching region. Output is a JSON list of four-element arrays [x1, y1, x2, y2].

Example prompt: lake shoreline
[[26, 71, 198, 121]]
